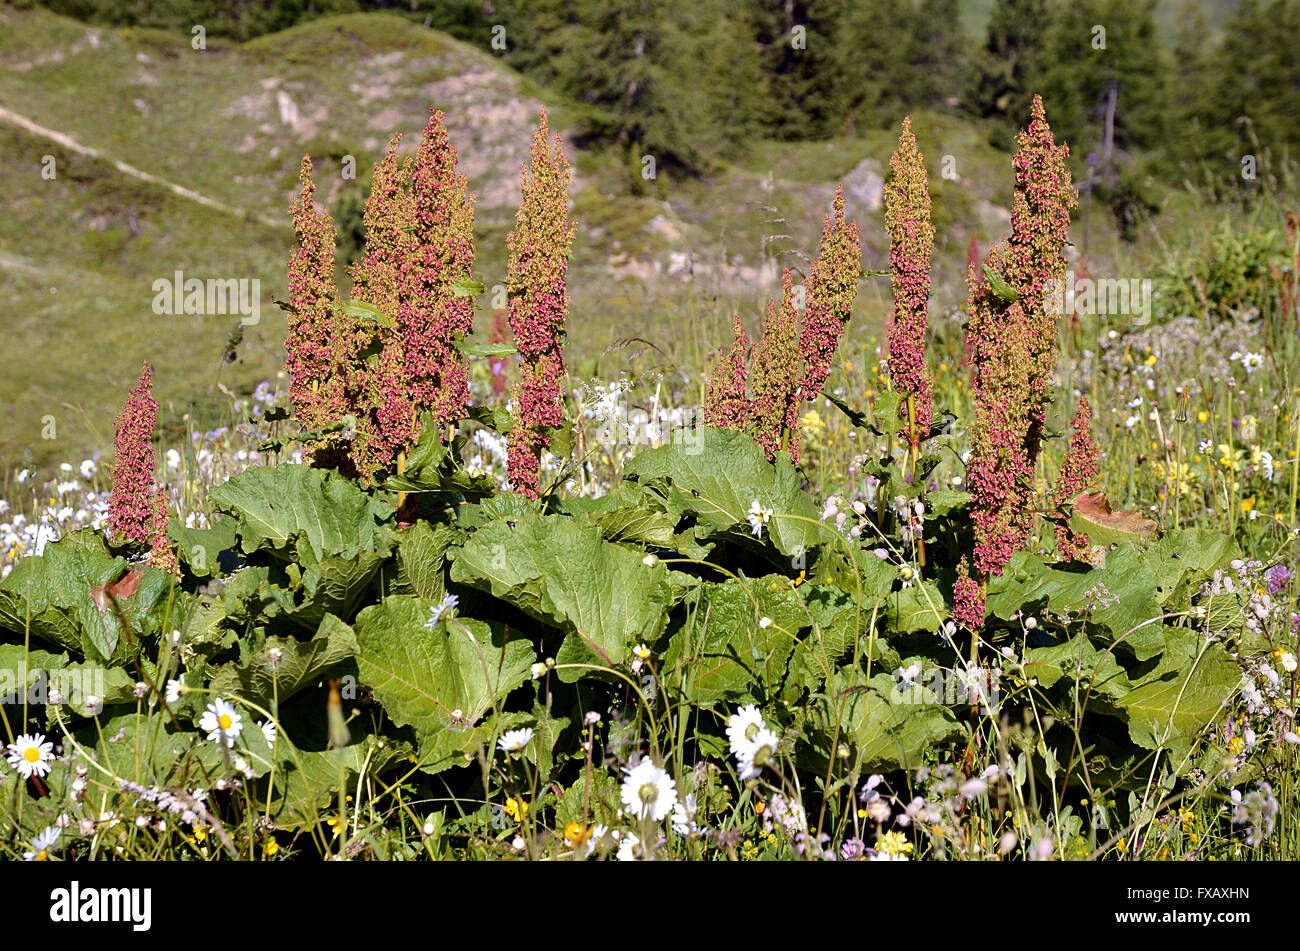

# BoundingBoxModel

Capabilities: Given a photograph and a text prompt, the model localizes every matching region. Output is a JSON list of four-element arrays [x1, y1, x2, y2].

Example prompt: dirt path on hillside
[[0, 104, 284, 229]]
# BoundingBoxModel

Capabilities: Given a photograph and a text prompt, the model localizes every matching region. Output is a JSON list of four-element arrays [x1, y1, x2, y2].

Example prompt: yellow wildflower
[[877, 830, 913, 856]]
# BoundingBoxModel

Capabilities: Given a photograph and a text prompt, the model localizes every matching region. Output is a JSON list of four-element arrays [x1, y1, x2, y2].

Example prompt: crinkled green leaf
[[450, 514, 672, 680], [395, 522, 460, 600], [663, 576, 803, 703], [803, 668, 962, 771], [0, 530, 177, 662], [354, 596, 535, 774], [622, 427, 829, 559], [209, 614, 359, 709], [1022, 633, 1132, 699], [210, 465, 393, 564], [1114, 627, 1239, 765]]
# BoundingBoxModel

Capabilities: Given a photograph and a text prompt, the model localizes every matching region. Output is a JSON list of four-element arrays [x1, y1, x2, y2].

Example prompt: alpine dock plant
[[285, 156, 345, 452], [704, 188, 861, 463], [401, 109, 477, 439], [350, 132, 416, 477], [702, 316, 752, 431], [1, 97, 1283, 866], [107, 361, 176, 575], [962, 95, 1077, 622], [884, 117, 935, 456], [1053, 395, 1100, 561], [799, 185, 863, 417], [750, 270, 803, 461], [506, 109, 576, 498]]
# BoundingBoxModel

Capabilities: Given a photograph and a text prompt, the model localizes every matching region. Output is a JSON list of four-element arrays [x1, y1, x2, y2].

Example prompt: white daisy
[[497, 727, 535, 753], [736, 727, 780, 781], [260, 719, 277, 747], [199, 698, 243, 747], [1260, 450, 1276, 482], [79, 459, 97, 479], [616, 832, 645, 861], [1282, 652, 1298, 674], [746, 499, 773, 537], [576, 823, 609, 860], [424, 593, 459, 629], [6, 732, 54, 779], [1240, 351, 1264, 373], [727, 705, 765, 755], [672, 793, 707, 838], [620, 758, 678, 822], [165, 679, 182, 703], [23, 826, 59, 861]]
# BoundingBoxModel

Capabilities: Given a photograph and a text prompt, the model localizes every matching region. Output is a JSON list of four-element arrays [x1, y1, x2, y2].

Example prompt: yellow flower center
[[564, 821, 587, 846], [24, 747, 40, 763], [35, 849, 48, 861], [218, 714, 232, 730], [745, 723, 759, 742], [639, 782, 659, 804]]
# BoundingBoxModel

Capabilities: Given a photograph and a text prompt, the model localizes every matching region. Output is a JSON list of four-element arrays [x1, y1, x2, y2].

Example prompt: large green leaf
[[209, 614, 359, 709], [395, 522, 461, 600], [788, 584, 901, 689], [1114, 627, 1239, 765], [0, 529, 177, 661], [209, 465, 393, 564], [450, 514, 673, 680], [354, 597, 535, 774], [266, 548, 390, 630], [1138, 529, 1239, 608], [1022, 633, 1132, 700], [802, 668, 962, 771], [662, 576, 805, 704], [622, 427, 830, 560], [986, 548, 1165, 660], [172, 516, 241, 579], [264, 734, 413, 829]]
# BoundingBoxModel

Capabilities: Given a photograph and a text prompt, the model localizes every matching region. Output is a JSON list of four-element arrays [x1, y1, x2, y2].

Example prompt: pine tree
[[753, 0, 850, 140], [966, 0, 1052, 144]]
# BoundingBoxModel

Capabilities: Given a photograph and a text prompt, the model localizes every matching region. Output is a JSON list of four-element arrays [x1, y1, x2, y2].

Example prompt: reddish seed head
[[108, 362, 173, 574], [1054, 396, 1099, 561], [750, 270, 804, 461], [703, 316, 753, 432], [506, 110, 575, 498], [884, 117, 935, 447], [799, 185, 862, 409], [952, 558, 985, 631], [964, 98, 1077, 579]]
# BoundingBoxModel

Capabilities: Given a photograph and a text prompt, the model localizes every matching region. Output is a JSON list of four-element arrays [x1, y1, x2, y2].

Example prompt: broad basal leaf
[[354, 597, 535, 774], [450, 514, 673, 680], [210, 465, 393, 564], [622, 427, 829, 560], [1114, 627, 1239, 766], [801, 668, 962, 771], [662, 576, 805, 704], [209, 613, 359, 709]]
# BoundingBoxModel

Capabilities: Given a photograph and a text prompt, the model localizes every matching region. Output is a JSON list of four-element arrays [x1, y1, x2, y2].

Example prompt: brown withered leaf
[[89, 569, 143, 612], [1069, 491, 1157, 548]]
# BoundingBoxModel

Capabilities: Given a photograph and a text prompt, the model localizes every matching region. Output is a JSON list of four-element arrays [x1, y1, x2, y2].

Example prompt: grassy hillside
[[0, 4, 1146, 471]]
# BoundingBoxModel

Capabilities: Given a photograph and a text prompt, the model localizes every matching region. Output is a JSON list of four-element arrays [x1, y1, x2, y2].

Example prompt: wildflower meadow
[[1, 2, 1298, 885]]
